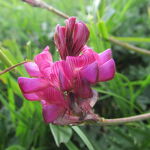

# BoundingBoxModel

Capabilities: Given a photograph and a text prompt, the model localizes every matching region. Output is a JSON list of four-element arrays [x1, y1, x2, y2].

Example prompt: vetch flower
[[54, 17, 89, 60], [18, 17, 116, 125]]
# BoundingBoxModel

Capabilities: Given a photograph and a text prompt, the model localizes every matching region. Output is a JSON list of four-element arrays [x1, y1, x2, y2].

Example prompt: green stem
[[0, 60, 30, 75], [98, 113, 150, 125], [108, 37, 150, 56], [22, 0, 69, 19]]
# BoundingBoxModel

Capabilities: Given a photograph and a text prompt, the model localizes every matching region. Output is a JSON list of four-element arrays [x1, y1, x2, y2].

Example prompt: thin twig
[[22, 0, 69, 19], [0, 61, 30, 75], [98, 113, 150, 125], [108, 36, 150, 56]]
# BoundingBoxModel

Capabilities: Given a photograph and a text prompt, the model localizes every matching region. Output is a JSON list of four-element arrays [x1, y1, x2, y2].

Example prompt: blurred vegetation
[[0, 0, 150, 150]]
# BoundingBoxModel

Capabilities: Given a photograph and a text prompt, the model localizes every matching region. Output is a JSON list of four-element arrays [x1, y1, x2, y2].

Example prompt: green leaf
[[0, 48, 13, 67], [72, 126, 95, 150], [98, 20, 110, 49], [50, 124, 72, 147], [65, 141, 80, 150]]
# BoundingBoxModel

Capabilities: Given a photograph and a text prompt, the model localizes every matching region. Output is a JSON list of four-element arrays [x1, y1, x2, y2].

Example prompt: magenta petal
[[24, 62, 41, 77], [59, 70, 71, 91], [98, 59, 116, 81], [55, 26, 66, 50], [49, 61, 62, 88], [59, 61, 73, 91], [66, 53, 95, 71], [66, 17, 76, 34], [74, 72, 93, 99], [98, 49, 112, 65], [54, 17, 90, 59], [37, 87, 66, 104], [65, 17, 76, 43], [81, 45, 93, 53], [50, 61, 73, 90], [54, 25, 66, 59], [18, 77, 49, 93], [24, 93, 40, 101], [42, 102, 66, 123], [35, 46, 52, 62], [80, 61, 98, 84], [73, 22, 89, 55], [34, 46, 52, 73]]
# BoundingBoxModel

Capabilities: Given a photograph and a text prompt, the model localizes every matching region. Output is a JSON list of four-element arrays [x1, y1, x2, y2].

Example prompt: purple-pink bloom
[[54, 17, 89, 60], [18, 17, 116, 125]]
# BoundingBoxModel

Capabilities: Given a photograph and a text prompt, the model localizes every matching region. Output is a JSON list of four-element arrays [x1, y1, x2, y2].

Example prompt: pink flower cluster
[[18, 17, 116, 125]]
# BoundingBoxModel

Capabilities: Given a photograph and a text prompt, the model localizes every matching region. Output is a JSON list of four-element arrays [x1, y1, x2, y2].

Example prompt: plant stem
[[98, 113, 150, 125], [22, 0, 69, 19], [0, 60, 29, 75], [22, 1, 150, 56], [108, 37, 150, 56]]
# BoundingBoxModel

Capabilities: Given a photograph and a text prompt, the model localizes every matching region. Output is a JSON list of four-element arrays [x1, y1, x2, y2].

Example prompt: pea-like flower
[[54, 17, 89, 60], [18, 17, 116, 125]]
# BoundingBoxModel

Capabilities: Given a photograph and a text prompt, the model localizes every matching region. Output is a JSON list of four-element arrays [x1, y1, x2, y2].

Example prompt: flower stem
[[108, 37, 150, 56], [22, 0, 69, 19], [22, 1, 150, 56], [0, 60, 30, 75], [98, 113, 150, 125]]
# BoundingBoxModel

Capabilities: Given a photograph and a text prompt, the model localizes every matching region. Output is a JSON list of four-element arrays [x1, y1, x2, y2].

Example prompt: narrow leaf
[[72, 126, 95, 150], [65, 141, 80, 150], [50, 124, 72, 147]]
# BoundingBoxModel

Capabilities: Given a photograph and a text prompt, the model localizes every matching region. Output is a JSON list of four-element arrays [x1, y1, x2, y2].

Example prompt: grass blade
[[72, 126, 95, 150]]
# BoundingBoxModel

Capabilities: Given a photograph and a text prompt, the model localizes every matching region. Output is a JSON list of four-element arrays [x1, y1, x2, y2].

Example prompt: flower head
[[54, 17, 89, 60], [18, 17, 116, 125]]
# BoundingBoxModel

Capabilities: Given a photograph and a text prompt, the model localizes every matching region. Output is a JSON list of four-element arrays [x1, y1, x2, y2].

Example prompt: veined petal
[[24, 93, 40, 101], [54, 17, 89, 59], [66, 17, 76, 35], [66, 17, 76, 45], [50, 61, 73, 90], [98, 49, 112, 65], [59, 61, 73, 91], [24, 62, 41, 77], [54, 25, 67, 59], [34, 46, 53, 73], [66, 53, 95, 71], [72, 22, 89, 56], [42, 101, 66, 123], [49, 61, 62, 88], [80, 61, 99, 84], [81, 45, 92, 53], [81, 46, 99, 59], [18, 77, 49, 93], [37, 87, 66, 105], [98, 59, 116, 81], [82, 47, 112, 65], [74, 72, 93, 99]]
